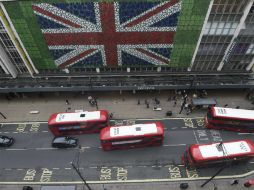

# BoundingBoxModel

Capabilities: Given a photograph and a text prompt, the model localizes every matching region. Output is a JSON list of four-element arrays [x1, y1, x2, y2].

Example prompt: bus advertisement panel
[[182, 139, 254, 168], [48, 110, 109, 136], [100, 122, 164, 151], [205, 107, 254, 132]]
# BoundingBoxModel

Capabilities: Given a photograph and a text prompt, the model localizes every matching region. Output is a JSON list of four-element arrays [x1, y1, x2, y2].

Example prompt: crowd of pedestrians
[[134, 89, 209, 116]]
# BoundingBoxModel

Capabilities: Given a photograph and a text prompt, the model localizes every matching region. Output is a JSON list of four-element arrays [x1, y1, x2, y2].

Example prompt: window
[[204, 21, 238, 36], [80, 114, 85, 117], [246, 44, 254, 54]]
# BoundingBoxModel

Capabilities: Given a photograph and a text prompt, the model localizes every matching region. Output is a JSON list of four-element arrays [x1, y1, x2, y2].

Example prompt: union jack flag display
[[32, 1, 181, 68]]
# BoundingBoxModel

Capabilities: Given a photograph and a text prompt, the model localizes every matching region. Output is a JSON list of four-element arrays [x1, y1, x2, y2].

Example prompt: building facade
[[0, 0, 253, 79]]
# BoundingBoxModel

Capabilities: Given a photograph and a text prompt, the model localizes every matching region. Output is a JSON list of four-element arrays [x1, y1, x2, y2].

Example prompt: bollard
[[180, 183, 189, 189], [23, 186, 33, 190]]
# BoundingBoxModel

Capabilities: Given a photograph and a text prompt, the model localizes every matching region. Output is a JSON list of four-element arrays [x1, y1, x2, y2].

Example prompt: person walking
[[94, 98, 98, 110], [173, 100, 177, 107]]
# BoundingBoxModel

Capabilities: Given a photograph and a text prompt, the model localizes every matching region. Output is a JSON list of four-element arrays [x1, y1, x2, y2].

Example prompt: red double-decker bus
[[182, 139, 254, 168], [48, 110, 109, 136], [100, 122, 164, 151], [205, 107, 254, 132]]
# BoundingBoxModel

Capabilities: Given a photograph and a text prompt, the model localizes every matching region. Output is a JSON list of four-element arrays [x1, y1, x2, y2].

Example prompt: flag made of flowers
[[32, 0, 181, 68]]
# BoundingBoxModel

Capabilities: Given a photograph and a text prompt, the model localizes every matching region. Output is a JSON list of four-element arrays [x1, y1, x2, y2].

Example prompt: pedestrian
[[173, 95, 176, 101], [173, 101, 177, 107], [230, 179, 239, 185], [137, 99, 140, 105], [146, 103, 150, 108], [188, 104, 193, 112], [184, 103, 189, 110], [88, 96, 94, 105], [94, 98, 98, 110], [145, 99, 148, 105], [246, 92, 251, 100], [179, 102, 185, 114], [109, 113, 113, 119], [65, 99, 69, 105], [186, 108, 191, 115], [88, 96, 93, 102], [155, 98, 160, 105]]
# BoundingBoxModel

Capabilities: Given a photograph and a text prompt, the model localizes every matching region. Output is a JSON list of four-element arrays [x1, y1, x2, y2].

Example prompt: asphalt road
[[0, 118, 254, 184]]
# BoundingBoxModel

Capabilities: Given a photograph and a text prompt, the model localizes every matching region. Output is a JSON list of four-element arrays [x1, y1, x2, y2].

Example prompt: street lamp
[[70, 162, 92, 190], [71, 146, 92, 190], [200, 142, 229, 188]]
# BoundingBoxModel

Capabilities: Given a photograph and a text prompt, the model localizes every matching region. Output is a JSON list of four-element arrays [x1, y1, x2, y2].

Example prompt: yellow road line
[[1, 170, 254, 185]]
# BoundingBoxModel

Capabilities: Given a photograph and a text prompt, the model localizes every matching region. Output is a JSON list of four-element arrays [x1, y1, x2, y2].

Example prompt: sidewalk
[[0, 179, 253, 190], [0, 89, 252, 122]]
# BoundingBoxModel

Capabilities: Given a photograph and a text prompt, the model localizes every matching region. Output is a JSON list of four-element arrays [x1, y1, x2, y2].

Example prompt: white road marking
[[89, 166, 97, 169], [193, 130, 199, 144], [238, 133, 254, 135], [17, 169, 24, 171], [3, 132, 10, 133], [80, 146, 90, 149], [153, 165, 162, 168], [65, 168, 71, 170], [42, 131, 49, 133], [35, 148, 56, 150], [4, 168, 12, 170], [163, 144, 186, 147], [0, 122, 48, 124], [2, 148, 57, 151], [5, 148, 27, 151], [52, 168, 60, 170], [132, 117, 204, 121]]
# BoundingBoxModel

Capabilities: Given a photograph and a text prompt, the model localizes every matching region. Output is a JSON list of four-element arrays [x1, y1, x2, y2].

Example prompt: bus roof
[[100, 122, 164, 140], [48, 110, 108, 125], [190, 139, 254, 162], [212, 107, 254, 120]]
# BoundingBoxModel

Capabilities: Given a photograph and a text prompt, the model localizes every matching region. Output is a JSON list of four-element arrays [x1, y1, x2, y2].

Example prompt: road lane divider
[[163, 144, 186, 147]]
